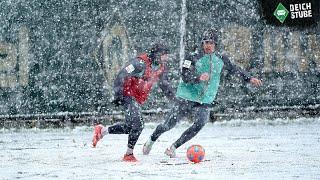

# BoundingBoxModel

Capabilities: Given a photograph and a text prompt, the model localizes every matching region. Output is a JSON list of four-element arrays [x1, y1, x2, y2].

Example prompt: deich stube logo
[[273, 2, 313, 23]]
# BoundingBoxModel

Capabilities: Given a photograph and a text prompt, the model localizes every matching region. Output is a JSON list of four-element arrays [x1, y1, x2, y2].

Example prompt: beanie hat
[[149, 43, 169, 55], [202, 29, 218, 44]]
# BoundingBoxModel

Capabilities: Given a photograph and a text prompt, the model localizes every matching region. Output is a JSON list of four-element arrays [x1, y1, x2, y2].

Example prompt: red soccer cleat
[[122, 154, 138, 162], [92, 124, 104, 148]]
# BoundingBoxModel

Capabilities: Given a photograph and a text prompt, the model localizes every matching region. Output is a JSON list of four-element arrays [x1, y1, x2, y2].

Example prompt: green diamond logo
[[273, 3, 289, 23]]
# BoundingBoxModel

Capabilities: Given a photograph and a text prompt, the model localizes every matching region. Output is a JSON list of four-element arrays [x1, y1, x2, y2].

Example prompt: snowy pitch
[[1, 118, 320, 179]]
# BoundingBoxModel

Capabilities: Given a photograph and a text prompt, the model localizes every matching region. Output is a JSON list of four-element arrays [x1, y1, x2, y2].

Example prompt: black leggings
[[150, 99, 210, 149], [108, 97, 144, 149]]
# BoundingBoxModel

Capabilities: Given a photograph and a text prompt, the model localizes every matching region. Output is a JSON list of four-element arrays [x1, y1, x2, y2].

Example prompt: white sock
[[170, 144, 176, 151], [126, 148, 134, 155], [101, 127, 109, 136], [146, 137, 155, 146]]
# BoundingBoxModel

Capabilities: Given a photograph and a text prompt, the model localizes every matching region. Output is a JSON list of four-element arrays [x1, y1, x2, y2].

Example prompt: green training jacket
[[176, 53, 224, 104]]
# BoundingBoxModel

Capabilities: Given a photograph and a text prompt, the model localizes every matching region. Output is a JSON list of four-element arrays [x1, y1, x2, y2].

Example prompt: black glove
[[112, 96, 125, 107]]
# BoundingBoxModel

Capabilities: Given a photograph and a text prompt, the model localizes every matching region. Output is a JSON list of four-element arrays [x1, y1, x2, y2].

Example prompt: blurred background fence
[[0, 0, 319, 125]]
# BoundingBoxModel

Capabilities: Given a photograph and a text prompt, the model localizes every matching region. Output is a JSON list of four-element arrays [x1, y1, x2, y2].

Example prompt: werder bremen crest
[[94, 12, 130, 97]]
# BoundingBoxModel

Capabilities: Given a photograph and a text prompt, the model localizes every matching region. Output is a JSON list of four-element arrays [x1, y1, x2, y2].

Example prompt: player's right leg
[[92, 124, 109, 147], [92, 122, 131, 148]]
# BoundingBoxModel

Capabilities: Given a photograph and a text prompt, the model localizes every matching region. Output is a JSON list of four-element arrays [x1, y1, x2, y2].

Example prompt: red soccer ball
[[186, 145, 205, 163]]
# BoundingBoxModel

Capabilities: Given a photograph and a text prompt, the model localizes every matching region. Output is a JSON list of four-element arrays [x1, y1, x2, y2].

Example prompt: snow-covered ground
[[1, 117, 320, 179]]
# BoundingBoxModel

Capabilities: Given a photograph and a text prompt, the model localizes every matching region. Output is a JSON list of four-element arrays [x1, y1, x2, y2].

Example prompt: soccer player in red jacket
[[92, 43, 175, 162]]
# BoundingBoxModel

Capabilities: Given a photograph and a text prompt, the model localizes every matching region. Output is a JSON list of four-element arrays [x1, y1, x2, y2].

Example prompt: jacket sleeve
[[158, 68, 176, 100], [220, 53, 251, 82], [181, 52, 201, 84], [113, 58, 146, 97]]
